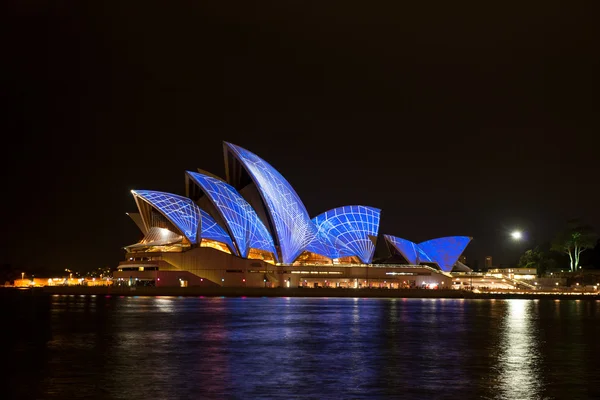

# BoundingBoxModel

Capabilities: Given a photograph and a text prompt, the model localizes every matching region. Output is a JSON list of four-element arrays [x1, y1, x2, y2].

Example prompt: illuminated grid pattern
[[199, 209, 237, 254], [304, 230, 349, 260], [418, 236, 472, 272], [383, 235, 419, 264], [226, 143, 317, 263], [310, 206, 381, 263], [417, 246, 433, 263], [187, 171, 277, 258], [132, 190, 200, 244], [384, 235, 471, 271]]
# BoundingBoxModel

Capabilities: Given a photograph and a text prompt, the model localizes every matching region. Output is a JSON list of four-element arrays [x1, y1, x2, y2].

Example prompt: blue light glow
[[384, 235, 471, 271], [225, 143, 317, 263], [417, 236, 472, 272], [416, 246, 433, 263], [187, 171, 277, 259], [383, 235, 419, 264], [199, 209, 237, 255], [310, 206, 381, 263], [132, 190, 201, 244], [304, 229, 349, 260], [130, 143, 473, 267]]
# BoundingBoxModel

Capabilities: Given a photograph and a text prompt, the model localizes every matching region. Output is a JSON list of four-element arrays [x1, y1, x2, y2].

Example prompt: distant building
[[485, 256, 493, 269], [488, 268, 536, 281]]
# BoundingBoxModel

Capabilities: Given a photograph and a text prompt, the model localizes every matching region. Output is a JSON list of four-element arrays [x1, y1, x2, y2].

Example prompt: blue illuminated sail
[[384, 235, 471, 271], [384, 235, 419, 264], [418, 236, 472, 272], [199, 209, 237, 254], [225, 142, 317, 263], [304, 229, 350, 260], [187, 171, 277, 259], [311, 206, 381, 263], [132, 190, 201, 244]]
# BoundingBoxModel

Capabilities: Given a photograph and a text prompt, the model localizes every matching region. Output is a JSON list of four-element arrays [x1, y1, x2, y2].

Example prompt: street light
[[511, 230, 523, 240]]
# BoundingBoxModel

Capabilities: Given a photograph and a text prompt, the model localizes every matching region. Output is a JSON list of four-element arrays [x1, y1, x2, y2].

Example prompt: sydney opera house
[[114, 142, 472, 288]]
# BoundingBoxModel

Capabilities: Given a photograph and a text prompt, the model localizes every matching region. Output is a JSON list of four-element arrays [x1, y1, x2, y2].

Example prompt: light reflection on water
[[3, 295, 600, 399], [497, 300, 541, 400]]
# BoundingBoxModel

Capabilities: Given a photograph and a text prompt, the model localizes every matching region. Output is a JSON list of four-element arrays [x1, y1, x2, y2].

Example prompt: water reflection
[[497, 300, 541, 400], [4, 294, 600, 399], [154, 296, 175, 312]]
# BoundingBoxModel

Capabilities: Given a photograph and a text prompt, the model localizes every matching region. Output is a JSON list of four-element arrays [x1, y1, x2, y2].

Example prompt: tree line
[[517, 219, 599, 275]]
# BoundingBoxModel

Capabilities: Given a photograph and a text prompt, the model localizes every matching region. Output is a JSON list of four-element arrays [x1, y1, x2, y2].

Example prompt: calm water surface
[[3, 294, 600, 399]]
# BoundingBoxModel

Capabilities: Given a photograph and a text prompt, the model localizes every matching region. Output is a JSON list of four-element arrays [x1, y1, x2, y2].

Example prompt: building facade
[[115, 142, 472, 288], [485, 256, 493, 269]]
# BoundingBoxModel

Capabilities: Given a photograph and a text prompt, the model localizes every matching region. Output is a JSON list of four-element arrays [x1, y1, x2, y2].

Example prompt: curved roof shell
[[128, 143, 473, 266], [132, 190, 201, 244], [384, 235, 471, 271], [311, 205, 381, 263], [199, 208, 237, 254], [304, 230, 349, 260], [417, 236, 472, 272], [187, 171, 277, 259], [384, 235, 419, 264], [224, 142, 317, 264]]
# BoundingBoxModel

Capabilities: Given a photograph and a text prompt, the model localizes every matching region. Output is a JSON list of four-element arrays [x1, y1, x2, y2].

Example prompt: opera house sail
[[118, 142, 472, 288], [223, 142, 319, 264], [384, 235, 472, 272], [186, 171, 277, 261], [308, 206, 381, 264]]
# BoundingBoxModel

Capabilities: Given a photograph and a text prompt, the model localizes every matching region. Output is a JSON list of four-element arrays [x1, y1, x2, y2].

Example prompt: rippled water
[[3, 293, 600, 399]]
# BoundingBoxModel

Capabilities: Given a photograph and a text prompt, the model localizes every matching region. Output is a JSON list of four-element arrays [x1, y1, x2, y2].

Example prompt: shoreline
[[3, 286, 600, 300]]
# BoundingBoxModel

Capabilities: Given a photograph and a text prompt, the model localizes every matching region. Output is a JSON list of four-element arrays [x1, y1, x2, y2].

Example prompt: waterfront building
[[487, 267, 536, 280], [114, 142, 472, 288], [13, 277, 113, 287]]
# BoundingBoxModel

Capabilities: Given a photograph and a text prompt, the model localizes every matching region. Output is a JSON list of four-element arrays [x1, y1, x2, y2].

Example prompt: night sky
[[2, 1, 597, 274]]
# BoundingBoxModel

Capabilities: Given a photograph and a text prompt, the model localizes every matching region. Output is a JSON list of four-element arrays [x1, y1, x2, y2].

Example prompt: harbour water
[[3, 293, 600, 399]]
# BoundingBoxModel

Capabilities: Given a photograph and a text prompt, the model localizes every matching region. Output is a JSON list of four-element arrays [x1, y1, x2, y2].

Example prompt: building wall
[[488, 268, 537, 275], [117, 247, 454, 288], [485, 256, 493, 269], [13, 278, 113, 287], [161, 247, 273, 287], [113, 270, 219, 287]]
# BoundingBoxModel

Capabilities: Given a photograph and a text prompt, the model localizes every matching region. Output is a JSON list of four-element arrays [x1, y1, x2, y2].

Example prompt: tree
[[518, 247, 543, 269], [551, 219, 598, 272], [517, 246, 559, 277]]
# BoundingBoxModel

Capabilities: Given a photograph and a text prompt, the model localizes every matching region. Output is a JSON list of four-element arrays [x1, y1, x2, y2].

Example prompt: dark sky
[[1, 1, 597, 274]]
